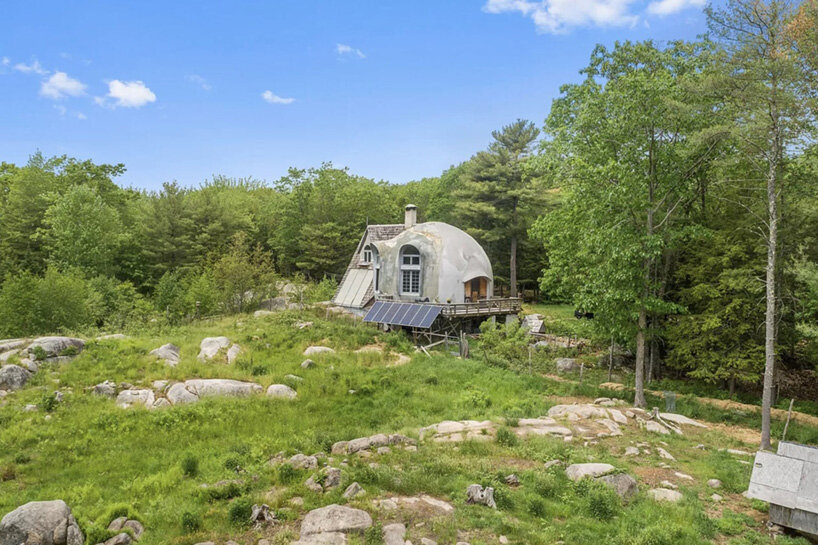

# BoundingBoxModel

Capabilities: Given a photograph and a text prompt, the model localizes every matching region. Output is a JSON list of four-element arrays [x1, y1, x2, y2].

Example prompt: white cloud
[[261, 90, 295, 104], [76, 112, 87, 120], [646, 0, 705, 15], [484, 0, 639, 32], [40, 71, 87, 99], [187, 74, 211, 91], [1, 57, 9, 66], [54, 104, 67, 116], [99, 80, 157, 108], [336, 43, 366, 59], [13, 60, 48, 75]]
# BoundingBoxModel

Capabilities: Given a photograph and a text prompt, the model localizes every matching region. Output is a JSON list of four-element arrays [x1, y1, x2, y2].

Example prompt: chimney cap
[[405, 204, 417, 210]]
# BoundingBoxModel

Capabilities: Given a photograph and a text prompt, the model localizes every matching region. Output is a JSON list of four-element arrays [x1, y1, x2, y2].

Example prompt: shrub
[[496, 426, 518, 447], [181, 511, 201, 533], [181, 455, 199, 477], [527, 496, 547, 517], [31, 346, 48, 361], [278, 464, 299, 484], [228, 497, 253, 527], [39, 391, 57, 412], [223, 455, 242, 472], [1, 464, 16, 481]]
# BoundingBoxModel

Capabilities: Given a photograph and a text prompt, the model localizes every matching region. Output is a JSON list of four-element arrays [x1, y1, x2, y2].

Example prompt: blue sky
[[1, 1, 708, 190]]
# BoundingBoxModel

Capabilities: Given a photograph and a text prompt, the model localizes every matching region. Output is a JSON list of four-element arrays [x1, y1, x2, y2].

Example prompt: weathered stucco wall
[[373, 222, 493, 304]]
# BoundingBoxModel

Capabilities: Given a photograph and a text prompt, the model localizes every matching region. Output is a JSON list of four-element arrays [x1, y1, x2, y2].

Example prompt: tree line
[[0, 0, 815, 445]]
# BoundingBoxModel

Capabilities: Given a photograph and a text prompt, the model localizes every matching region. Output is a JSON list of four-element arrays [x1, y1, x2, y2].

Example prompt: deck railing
[[439, 297, 522, 317]]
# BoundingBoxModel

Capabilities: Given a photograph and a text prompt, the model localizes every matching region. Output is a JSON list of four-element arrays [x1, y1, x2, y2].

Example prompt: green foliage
[[478, 318, 530, 370], [180, 455, 198, 477], [363, 522, 384, 544], [495, 426, 518, 447], [227, 497, 253, 527], [180, 511, 201, 533]]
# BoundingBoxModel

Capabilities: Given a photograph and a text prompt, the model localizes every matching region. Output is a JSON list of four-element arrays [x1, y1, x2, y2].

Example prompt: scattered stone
[[707, 479, 722, 489], [285, 374, 304, 382], [0, 349, 20, 363], [608, 409, 628, 425], [97, 334, 128, 341], [91, 380, 117, 398], [323, 467, 341, 489], [624, 446, 640, 456], [149, 344, 180, 366], [382, 523, 406, 545], [420, 420, 495, 442], [0, 500, 84, 545], [296, 321, 313, 329], [565, 463, 615, 481], [0, 364, 31, 391], [544, 459, 563, 469], [108, 519, 143, 541], [301, 359, 316, 369], [657, 447, 675, 461], [226, 344, 242, 364], [648, 488, 683, 503], [711, 493, 723, 502], [152, 398, 171, 409], [266, 384, 297, 399], [555, 358, 578, 372], [300, 504, 372, 536], [659, 480, 678, 489], [102, 533, 132, 545], [376, 446, 391, 455], [674, 472, 694, 481], [116, 389, 155, 409], [332, 433, 415, 455], [421, 539, 437, 545], [289, 454, 319, 470], [197, 337, 231, 361], [504, 474, 520, 486], [659, 413, 708, 429], [304, 346, 335, 356], [23, 404, 37, 412], [151, 380, 168, 391], [499, 537, 509, 545], [166, 383, 199, 405], [465, 484, 496, 509], [515, 418, 573, 439], [343, 482, 365, 499], [644, 420, 670, 435], [597, 473, 638, 502], [26, 337, 85, 358]]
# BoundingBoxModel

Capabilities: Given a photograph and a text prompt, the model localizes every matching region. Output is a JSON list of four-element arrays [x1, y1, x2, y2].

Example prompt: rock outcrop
[[197, 337, 232, 361], [303, 346, 335, 356], [150, 344, 180, 366], [0, 500, 84, 545], [26, 337, 85, 358], [266, 384, 297, 399], [331, 433, 415, 455], [299, 504, 372, 538], [0, 365, 31, 391]]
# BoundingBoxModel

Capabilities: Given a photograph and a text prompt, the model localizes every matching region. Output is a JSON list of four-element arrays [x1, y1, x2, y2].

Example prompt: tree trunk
[[635, 307, 648, 408], [510, 234, 518, 298], [761, 139, 779, 452]]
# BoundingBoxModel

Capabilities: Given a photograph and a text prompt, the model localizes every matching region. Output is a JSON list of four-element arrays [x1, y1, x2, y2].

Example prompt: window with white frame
[[362, 245, 373, 264], [400, 245, 421, 295]]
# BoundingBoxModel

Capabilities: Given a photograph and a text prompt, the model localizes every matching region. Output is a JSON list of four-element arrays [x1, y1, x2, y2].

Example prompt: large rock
[[331, 433, 414, 455], [597, 473, 638, 502], [648, 488, 683, 503], [166, 383, 199, 405], [565, 463, 615, 481], [197, 337, 231, 361], [300, 504, 372, 536], [0, 350, 20, 363], [0, 500, 84, 545], [382, 523, 406, 545], [0, 365, 31, 391], [466, 484, 497, 508], [184, 379, 262, 398], [266, 384, 297, 399], [27, 337, 85, 358], [93, 380, 117, 398], [0, 340, 26, 354], [226, 344, 242, 364], [150, 344, 180, 366], [304, 346, 335, 356], [555, 358, 578, 372], [116, 389, 155, 409], [547, 404, 609, 420]]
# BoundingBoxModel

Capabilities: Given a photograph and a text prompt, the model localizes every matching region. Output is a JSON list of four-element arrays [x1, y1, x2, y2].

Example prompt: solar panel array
[[363, 301, 443, 329]]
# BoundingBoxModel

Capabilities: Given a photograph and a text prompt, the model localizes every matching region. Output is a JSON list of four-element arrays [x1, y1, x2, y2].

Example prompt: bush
[[181, 511, 201, 533], [223, 455, 242, 472], [39, 391, 57, 412], [228, 497, 253, 527], [364, 522, 384, 544], [496, 426, 518, 447], [0, 268, 98, 337], [181, 455, 199, 477], [278, 463, 299, 484], [527, 496, 547, 517]]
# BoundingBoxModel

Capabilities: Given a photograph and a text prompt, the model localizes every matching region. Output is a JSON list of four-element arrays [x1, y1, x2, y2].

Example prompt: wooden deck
[[439, 297, 522, 318]]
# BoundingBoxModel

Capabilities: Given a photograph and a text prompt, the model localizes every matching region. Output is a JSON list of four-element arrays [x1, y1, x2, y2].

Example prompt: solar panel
[[364, 302, 443, 329]]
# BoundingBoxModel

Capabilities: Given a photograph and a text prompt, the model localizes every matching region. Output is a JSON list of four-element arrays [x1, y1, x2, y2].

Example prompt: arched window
[[400, 245, 421, 295], [361, 244, 373, 264]]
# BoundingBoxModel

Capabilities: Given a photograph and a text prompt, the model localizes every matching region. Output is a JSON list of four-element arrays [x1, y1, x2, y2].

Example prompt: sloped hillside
[[0, 310, 811, 545]]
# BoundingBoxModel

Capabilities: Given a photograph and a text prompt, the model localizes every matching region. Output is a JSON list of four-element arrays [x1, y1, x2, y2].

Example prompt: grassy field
[[0, 309, 813, 545]]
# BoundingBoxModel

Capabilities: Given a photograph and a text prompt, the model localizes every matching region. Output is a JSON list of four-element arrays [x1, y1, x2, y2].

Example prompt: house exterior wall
[[373, 222, 493, 304]]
